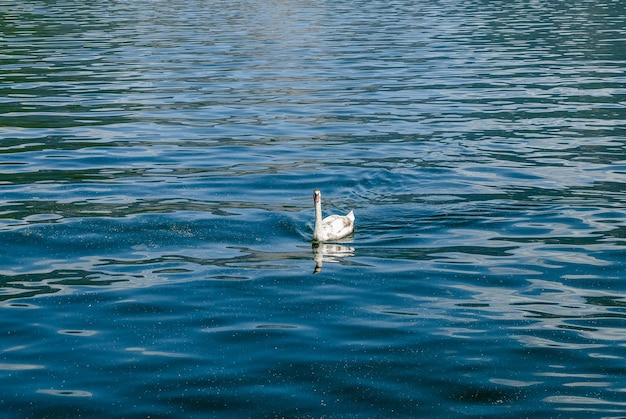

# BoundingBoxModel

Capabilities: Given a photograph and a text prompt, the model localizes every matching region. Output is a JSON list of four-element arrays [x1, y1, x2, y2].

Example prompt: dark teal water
[[2, 0, 626, 417]]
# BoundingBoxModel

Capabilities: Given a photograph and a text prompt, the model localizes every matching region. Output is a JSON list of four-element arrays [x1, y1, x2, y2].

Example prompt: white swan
[[312, 189, 355, 242]]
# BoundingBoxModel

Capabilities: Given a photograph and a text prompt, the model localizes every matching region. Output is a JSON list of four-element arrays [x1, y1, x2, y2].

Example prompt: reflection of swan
[[313, 189, 354, 242], [313, 242, 355, 274]]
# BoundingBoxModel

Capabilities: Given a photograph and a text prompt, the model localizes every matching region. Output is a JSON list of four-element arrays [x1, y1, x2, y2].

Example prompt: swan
[[312, 189, 354, 242]]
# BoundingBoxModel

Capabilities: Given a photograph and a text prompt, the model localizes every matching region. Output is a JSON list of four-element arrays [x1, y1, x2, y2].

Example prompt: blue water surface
[[1, 0, 626, 417]]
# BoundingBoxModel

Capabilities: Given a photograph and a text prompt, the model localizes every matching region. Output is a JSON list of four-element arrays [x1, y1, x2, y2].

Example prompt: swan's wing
[[322, 214, 349, 231], [321, 213, 355, 240]]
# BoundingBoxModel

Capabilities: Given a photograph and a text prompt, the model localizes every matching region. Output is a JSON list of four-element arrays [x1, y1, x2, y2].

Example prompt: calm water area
[[1, 0, 626, 417]]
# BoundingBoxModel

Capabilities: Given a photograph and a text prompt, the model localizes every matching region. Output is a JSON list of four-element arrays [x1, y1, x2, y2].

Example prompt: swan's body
[[312, 189, 354, 242]]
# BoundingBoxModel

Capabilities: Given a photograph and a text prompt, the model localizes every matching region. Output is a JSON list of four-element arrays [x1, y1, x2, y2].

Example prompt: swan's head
[[313, 189, 321, 203]]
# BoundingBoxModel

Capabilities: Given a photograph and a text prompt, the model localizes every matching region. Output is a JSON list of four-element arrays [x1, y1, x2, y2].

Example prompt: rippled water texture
[[1, 0, 626, 417]]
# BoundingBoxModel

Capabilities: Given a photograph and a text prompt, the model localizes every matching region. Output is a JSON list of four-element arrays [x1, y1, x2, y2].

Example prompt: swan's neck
[[313, 197, 323, 240]]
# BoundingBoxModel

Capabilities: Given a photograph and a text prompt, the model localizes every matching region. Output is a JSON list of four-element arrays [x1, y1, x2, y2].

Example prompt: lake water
[[1, 0, 626, 417]]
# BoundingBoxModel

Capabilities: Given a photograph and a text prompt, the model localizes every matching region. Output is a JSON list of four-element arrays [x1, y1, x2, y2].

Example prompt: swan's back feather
[[319, 211, 354, 241]]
